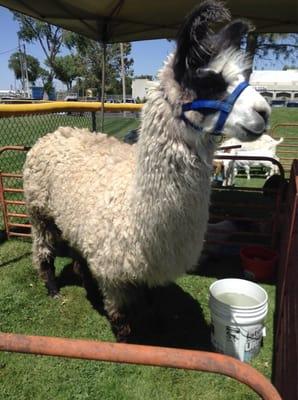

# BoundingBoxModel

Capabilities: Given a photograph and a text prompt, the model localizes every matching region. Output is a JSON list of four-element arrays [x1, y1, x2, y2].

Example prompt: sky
[[0, 6, 292, 91], [0, 6, 174, 91]]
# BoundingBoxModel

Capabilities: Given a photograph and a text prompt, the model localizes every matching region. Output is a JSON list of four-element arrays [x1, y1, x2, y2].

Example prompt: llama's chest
[[131, 175, 211, 282], [165, 186, 211, 258]]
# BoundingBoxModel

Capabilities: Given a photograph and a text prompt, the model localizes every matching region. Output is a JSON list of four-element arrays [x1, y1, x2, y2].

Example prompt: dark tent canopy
[[0, 0, 297, 43]]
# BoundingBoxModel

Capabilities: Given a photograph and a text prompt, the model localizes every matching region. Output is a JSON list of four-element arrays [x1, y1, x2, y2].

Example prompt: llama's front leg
[[39, 258, 58, 297], [31, 220, 59, 297], [226, 161, 235, 186], [72, 259, 104, 311], [268, 166, 275, 177], [245, 165, 251, 180]]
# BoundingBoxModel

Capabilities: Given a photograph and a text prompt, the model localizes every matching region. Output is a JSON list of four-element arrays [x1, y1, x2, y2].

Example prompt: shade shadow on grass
[[195, 254, 245, 280], [0, 229, 7, 244], [56, 261, 211, 351], [193, 252, 276, 286], [129, 284, 211, 351], [0, 249, 32, 268]]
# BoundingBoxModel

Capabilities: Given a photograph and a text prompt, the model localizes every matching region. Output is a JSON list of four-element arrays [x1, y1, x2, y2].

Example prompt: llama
[[23, 1, 270, 331], [214, 135, 283, 185], [220, 135, 283, 153], [224, 149, 280, 185]]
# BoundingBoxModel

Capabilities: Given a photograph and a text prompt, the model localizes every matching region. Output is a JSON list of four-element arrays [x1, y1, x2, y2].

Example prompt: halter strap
[[181, 81, 249, 135]]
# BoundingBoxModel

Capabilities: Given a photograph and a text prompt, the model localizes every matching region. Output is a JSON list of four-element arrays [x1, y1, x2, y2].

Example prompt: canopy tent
[[0, 0, 297, 43], [1, 0, 296, 129]]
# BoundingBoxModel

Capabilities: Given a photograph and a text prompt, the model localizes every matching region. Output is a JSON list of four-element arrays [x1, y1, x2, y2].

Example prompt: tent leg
[[101, 42, 106, 132]]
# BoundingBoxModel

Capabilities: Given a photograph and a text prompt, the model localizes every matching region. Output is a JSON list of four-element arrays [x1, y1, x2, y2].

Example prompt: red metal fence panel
[[0, 146, 31, 238], [274, 159, 298, 400]]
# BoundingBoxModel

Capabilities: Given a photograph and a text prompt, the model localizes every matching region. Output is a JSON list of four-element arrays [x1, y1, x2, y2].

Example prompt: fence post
[[92, 112, 97, 132]]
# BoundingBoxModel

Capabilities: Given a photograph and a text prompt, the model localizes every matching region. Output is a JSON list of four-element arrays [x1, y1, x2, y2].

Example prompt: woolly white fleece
[[23, 57, 214, 313], [23, 50, 269, 314]]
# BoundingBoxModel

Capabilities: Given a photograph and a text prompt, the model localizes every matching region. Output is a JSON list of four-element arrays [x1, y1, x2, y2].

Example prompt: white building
[[132, 71, 298, 104], [250, 70, 298, 102], [132, 79, 156, 101], [0, 89, 17, 98]]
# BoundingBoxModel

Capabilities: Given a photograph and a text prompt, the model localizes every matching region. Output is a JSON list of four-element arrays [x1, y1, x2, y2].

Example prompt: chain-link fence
[[0, 102, 141, 234], [1, 103, 296, 247], [0, 110, 140, 172], [0, 112, 97, 173]]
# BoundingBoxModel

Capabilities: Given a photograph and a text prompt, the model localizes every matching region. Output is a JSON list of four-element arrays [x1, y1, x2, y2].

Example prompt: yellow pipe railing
[[0, 101, 143, 117]]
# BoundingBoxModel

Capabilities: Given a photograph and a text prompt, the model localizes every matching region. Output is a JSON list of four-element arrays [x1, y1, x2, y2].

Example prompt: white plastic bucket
[[209, 278, 268, 362]]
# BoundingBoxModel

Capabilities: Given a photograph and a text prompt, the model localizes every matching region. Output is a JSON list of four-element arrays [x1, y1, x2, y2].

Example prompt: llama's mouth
[[238, 109, 268, 138], [239, 124, 265, 138]]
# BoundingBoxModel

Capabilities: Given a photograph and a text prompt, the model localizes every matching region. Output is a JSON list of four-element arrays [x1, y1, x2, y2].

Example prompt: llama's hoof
[[45, 279, 60, 298], [109, 312, 132, 341], [72, 260, 83, 276], [47, 288, 61, 298], [116, 323, 132, 342]]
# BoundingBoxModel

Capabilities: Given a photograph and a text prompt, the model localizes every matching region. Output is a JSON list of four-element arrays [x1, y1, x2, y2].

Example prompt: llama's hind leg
[[31, 217, 59, 297], [103, 283, 155, 342], [102, 283, 135, 341]]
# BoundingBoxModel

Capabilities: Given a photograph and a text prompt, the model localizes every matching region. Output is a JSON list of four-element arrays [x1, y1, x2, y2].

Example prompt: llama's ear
[[173, 0, 230, 85], [214, 19, 254, 51]]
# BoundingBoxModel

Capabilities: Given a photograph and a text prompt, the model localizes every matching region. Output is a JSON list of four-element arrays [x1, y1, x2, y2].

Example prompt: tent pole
[[101, 42, 106, 132]]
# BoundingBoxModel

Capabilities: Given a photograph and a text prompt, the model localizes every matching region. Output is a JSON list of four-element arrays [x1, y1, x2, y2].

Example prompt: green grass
[[0, 240, 275, 400], [269, 107, 298, 129], [0, 107, 297, 399]]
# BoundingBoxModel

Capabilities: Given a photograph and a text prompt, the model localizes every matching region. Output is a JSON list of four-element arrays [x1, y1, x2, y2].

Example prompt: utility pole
[[18, 39, 25, 95], [120, 43, 126, 116], [120, 43, 126, 103], [18, 40, 30, 97], [23, 44, 30, 98]]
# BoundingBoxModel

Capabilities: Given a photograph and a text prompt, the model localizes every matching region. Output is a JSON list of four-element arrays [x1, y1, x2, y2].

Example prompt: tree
[[39, 68, 54, 95], [64, 33, 134, 96], [12, 12, 65, 82], [8, 52, 41, 84], [12, 13, 135, 96], [246, 32, 298, 70], [283, 64, 298, 70], [51, 55, 81, 90]]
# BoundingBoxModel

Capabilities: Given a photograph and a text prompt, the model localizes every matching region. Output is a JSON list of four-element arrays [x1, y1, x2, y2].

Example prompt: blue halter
[[181, 81, 249, 135]]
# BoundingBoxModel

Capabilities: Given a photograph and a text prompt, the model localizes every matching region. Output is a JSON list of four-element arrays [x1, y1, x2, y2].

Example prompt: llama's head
[[171, 0, 270, 142]]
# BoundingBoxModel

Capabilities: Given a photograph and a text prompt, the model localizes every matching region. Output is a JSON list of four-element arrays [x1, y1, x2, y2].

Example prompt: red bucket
[[240, 245, 278, 281]]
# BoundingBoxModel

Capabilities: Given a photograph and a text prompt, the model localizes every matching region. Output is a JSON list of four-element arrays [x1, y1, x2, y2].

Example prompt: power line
[[0, 47, 18, 56]]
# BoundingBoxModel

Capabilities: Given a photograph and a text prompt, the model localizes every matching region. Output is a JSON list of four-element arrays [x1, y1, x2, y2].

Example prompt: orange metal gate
[[205, 154, 285, 253], [274, 159, 298, 400], [0, 146, 31, 238], [0, 332, 282, 400], [272, 123, 298, 176]]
